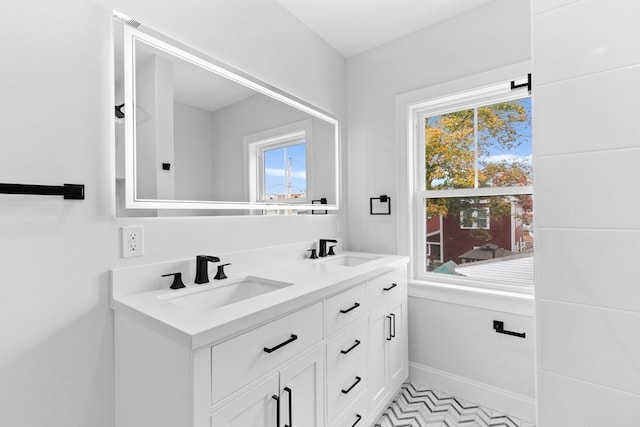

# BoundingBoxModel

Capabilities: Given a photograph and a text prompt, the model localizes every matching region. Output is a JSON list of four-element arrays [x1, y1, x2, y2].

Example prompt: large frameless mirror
[[114, 21, 339, 215]]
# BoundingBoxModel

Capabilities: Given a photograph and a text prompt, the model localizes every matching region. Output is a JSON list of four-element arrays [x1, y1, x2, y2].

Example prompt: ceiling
[[275, 0, 495, 57]]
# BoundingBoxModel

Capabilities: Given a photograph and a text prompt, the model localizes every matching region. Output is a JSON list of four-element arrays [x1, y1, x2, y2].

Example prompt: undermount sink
[[158, 276, 292, 312], [317, 254, 382, 267]]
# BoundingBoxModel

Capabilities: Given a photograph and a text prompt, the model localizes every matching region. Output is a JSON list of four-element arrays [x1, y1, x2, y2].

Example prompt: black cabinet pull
[[263, 334, 298, 353], [341, 376, 362, 394], [352, 414, 362, 427], [339, 302, 360, 314], [383, 283, 397, 291], [390, 313, 396, 338], [386, 315, 393, 341], [284, 387, 292, 427], [271, 394, 280, 427], [340, 339, 361, 355], [493, 320, 526, 338]]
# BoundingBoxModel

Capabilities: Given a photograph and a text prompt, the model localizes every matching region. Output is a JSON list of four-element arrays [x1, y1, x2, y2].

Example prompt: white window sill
[[408, 278, 535, 316]]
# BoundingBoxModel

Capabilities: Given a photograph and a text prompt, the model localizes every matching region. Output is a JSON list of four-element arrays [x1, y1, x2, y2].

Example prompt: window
[[460, 206, 489, 229], [259, 139, 306, 201], [414, 80, 533, 288], [245, 119, 312, 205]]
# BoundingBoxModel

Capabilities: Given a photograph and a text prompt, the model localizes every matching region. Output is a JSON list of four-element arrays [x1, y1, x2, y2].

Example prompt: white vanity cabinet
[[366, 269, 409, 418], [113, 255, 408, 427], [324, 284, 369, 425], [212, 343, 324, 427]]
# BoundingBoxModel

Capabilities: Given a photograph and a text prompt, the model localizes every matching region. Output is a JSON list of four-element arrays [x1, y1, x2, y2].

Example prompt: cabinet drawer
[[326, 353, 367, 422], [211, 302, 323, 404], [326, 317, 367, 378], [329, 390, 370, 427], [367, 268, 406, 309], [325, 283, 367, 336]]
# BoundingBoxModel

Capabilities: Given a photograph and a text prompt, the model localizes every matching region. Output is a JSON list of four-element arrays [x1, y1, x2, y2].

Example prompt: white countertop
[[111, 248, 408, 349]]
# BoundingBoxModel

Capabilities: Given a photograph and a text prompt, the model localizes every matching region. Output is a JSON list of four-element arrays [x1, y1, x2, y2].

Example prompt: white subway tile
[[538, 300, 640, 394], [533, 0, 640, 84], [538, 371, 640, 426], [536, 229, 640, 312], [534, 65, 640, 156], [535, 149, 640, 229]]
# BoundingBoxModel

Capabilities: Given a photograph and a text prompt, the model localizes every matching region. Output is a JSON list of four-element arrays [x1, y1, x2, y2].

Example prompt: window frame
[[409, 76, 533, 294], [256, 136, 307, 203], [460, 206, 490, 230], [244, 119, 313, 205]]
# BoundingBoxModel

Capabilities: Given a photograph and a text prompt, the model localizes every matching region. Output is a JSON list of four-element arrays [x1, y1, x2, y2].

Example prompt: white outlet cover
[[121, 225, 144, 258]]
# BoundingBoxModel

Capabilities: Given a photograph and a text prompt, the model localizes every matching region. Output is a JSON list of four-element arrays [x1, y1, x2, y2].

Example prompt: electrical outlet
[[122, 226, 144, 258]]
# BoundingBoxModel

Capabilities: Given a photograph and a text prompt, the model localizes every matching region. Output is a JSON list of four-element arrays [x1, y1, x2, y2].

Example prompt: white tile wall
[[537, 371, 640, 426], [534, 0, 640, 424], [534, 0, 640, 84], [534, 65, 640, 156], [535, 149, 640, 229], [536, 229, 640, 312], [538, 300, 640, 394]]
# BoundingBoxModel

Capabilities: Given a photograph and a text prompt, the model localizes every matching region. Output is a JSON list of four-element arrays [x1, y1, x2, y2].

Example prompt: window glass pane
[[425, 195, 534, 285], [263, 142, 306, 200], [425, 109, 475, 190], [477, 98, 532, 188]]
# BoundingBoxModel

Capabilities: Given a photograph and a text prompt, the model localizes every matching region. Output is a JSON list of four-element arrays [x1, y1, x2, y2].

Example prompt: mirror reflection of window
[[263, 141, 306, 201]]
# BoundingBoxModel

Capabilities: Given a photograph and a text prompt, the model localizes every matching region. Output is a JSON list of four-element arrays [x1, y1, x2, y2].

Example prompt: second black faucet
[[318, 239, 337, 257]]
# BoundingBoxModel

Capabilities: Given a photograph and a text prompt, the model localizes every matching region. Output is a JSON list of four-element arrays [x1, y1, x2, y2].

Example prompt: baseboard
[[409, 361, 536, 423]]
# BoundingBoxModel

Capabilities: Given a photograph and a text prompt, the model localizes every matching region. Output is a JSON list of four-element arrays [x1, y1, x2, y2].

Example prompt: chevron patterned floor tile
[[373, 383, 535, 427]]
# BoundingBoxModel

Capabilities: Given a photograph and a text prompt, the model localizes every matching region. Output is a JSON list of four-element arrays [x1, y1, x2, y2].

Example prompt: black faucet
[[194, 255, 220, 284], [318, 239, 337, 257]]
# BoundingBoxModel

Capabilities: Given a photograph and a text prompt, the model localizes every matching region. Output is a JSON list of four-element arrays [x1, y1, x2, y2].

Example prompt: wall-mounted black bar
[[493, 320, 526, 338], [0, 183, 84, 200], [370, 194, 391, 215], [510, 73, 532, 92], [312, 197, 328, 215], [115, 103, 125, 119]]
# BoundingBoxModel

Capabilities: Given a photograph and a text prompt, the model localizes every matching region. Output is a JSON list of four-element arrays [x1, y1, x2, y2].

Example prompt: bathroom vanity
[[111, 244, 408, 427]]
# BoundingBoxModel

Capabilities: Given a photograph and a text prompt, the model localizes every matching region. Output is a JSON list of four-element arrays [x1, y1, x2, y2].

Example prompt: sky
[[264, 142, 306, 196]]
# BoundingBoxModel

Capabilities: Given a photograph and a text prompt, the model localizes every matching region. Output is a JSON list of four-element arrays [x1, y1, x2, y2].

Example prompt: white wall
[[346, 0, 531, 254], [173, 102, 216, 201], [346, 0, 535, 421], [0, 1, 345, 426], [532, 0, 640, 425]]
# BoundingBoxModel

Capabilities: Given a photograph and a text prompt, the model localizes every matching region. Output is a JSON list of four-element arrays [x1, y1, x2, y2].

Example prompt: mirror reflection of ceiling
[[136, 41, 257, 112]]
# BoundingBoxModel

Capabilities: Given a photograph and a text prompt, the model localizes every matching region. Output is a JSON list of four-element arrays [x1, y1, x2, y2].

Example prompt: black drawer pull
[[341, 376, 362, 394], [284, 386, 292, 427], [340, 302, 361, 314], [390, 313, 396, 338], [271, 394, 280, 427], [386, 315, 393, 341], [340, 339, 361, 355], [383, 283, 397, 291], [263, 334, 298, 353], [352, 414, 362, 427]]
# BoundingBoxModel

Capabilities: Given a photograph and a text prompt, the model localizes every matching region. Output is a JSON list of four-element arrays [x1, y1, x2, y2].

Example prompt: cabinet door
[[368, 304, 390, 412], [279, 345, 324, 427], [387, 301, 405, 386], [211, 373, 279, 427]]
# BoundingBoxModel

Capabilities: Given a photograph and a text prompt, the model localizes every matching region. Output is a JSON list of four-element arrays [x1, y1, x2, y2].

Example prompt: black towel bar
[[0, 183, 84, 200], [493, 320, 526, 338]]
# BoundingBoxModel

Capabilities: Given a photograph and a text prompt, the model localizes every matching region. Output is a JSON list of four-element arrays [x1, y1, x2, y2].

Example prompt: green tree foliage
[[425, 100, 531, 227]]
